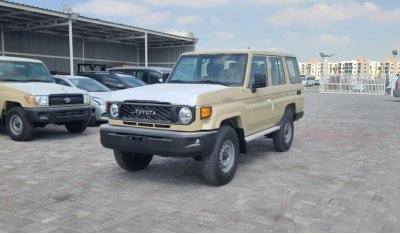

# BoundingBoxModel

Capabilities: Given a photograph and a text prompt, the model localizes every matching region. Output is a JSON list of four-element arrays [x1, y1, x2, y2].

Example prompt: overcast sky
[[12, 0, 400, 62]]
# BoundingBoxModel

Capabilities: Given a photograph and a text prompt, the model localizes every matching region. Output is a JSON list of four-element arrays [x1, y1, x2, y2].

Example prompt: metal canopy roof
[[0, 0, 198, 47]]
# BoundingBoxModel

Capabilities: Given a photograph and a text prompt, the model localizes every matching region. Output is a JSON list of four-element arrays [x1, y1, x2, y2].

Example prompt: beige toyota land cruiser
[[100, 50, 304, 185], [0, 56, 92, 141]]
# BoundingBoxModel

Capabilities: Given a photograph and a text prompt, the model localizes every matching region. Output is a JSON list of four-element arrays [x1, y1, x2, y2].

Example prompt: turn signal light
[[200, 107, 212, 119], [24, 96, 36, 105]]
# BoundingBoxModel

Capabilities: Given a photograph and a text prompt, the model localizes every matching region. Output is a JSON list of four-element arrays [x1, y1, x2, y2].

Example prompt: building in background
[[0, 1, 198, 74], [299, 58, 389, 79]]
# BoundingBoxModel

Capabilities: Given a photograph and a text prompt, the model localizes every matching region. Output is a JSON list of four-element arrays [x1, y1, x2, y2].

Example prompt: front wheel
[[6, 107, 34, 141], [273, 108, 294, 152], [65, 121, 88, 133], [114, 151, 153, 171], [201, 126, 239, 186]]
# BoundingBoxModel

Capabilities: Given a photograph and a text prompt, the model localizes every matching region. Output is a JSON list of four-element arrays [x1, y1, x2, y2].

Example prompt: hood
[[110, 83, 228, 106], [1, 82, 88, 95], [89, 91, 112, 101]]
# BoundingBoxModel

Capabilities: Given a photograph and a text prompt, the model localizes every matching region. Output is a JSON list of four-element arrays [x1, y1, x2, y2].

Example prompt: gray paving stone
[[0, 91, 399, 232]]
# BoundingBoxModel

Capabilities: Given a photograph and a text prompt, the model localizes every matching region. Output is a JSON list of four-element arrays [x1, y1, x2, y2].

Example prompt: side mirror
[[251, 73, 267, 93]]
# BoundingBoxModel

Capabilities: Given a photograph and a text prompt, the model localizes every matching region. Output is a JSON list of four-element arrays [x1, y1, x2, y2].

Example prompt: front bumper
[[24, 106, 92, 124], [100, 124, 217, 158], [94, 105, 108, 122]]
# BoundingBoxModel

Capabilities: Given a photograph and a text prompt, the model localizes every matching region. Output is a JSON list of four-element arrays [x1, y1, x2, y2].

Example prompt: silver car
[[53, 75, 112, 124]]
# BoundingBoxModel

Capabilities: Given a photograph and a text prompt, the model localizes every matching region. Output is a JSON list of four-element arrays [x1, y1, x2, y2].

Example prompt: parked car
[[0, 56, 92, 141], [393, 76, 400, 97], [78, 72, 146, 90], [108, 66, 172, 84], [53, 75, 112, 125], [301, 75, 315, 86]]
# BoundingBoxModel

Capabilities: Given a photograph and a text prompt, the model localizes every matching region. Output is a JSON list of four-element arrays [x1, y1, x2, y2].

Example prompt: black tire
[[114, 151, 153, 171], [88, 116, 97, 127], [273, 108, 294, 152], [5, 107, 34, 141], [193, 156, 202, 161], [201, 125, 239, 186], [65, 121, 88, 133]]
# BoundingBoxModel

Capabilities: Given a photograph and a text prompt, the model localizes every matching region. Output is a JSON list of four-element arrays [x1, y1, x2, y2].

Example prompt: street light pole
[[392, 50, 398, 77], [319, 52, 335, 79]]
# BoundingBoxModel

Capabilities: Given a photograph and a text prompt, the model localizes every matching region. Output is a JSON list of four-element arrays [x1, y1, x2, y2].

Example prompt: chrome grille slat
[[120, 103, 173, 124]]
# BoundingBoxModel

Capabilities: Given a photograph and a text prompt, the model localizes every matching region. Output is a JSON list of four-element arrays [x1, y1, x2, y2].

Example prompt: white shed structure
[[0, 0, 197, 74]]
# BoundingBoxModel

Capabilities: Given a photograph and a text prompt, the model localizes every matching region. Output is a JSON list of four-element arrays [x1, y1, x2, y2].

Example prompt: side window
[[249, 56, 267, 88], [269, 57, 285, 86], [54, 78, 71, 87], [135, 71, 148, 83], [286, 57, 301, 84], [149, 71, 163, 83]]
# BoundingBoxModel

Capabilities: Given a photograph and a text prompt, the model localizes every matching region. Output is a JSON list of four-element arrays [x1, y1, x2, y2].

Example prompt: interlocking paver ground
[[0, 90, 399, 232]]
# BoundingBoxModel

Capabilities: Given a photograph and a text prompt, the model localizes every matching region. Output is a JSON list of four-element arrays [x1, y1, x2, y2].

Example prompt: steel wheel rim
[[284, 121, 292, 143], [219, 140, 235, 173], [10, 115, 23, 136]]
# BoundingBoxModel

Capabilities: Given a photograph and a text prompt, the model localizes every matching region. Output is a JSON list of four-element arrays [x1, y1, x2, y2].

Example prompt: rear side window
[[269, 57, 285, 86], [286, 57, 301, 84]]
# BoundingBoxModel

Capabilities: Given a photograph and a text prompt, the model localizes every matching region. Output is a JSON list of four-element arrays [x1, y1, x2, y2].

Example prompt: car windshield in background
[[168, 54, 248, 86], [116, 74, 147, 87], [0, 61, 53, 83], [70, 78, 111, 92]]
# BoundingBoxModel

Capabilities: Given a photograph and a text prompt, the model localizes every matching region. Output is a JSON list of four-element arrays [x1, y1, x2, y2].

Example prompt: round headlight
[[110, 103, 119, 118], [179, 107, 193, 124]]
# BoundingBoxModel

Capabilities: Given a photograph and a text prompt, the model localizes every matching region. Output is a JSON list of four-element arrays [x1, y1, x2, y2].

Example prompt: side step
[[245, 126, 280, 142]]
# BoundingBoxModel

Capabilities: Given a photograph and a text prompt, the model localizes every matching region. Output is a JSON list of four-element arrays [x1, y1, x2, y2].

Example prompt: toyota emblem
[[64, 97, 72, 104]]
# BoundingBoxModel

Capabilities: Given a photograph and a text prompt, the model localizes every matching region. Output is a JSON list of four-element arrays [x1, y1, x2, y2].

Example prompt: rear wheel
[[6, 107, 34, 141], [114, 151, 153, 171], [201, 126, 239, 186], [65, 121, 88, 133], [273, 108, 294, 152]]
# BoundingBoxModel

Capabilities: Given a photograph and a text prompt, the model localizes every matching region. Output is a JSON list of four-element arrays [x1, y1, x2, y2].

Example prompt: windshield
[[0, 61, 53, 83], [116, 74, 147, 87], [168, 54, 248, 86], [69, 78, 111, 92]]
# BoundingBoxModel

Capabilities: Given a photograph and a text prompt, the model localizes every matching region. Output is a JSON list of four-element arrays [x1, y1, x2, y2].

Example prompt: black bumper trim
[[23, 106, 92, 124], [100, 124, 217, 158]]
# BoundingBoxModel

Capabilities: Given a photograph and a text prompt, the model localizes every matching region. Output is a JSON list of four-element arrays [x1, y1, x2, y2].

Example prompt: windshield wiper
[[168, 80, 188, 83], [196, 80, 227, 86], [0, 79, 27, 82], [25, 79, 52, 83]]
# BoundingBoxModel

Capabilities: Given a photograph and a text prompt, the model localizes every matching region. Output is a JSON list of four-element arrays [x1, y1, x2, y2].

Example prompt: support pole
[[144, 32, 148, 67], [1, 27, 4, 56], [68, 19, 74, 75]]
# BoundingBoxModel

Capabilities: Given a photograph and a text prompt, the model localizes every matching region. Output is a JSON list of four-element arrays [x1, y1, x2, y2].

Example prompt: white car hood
[[111, 83, 228, 106], [2, 82, 88, 95]]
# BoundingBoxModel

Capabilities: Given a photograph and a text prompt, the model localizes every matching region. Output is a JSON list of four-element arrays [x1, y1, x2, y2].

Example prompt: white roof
[[0, 56, 43, 63]]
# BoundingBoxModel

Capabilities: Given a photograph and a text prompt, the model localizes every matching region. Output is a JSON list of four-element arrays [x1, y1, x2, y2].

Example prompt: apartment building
[[299, 58, 386, 79]]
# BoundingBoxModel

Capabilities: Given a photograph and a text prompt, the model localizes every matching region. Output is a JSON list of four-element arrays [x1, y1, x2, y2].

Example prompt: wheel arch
[[219, 116, 247, 154], [1, 101, 22, 126]]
